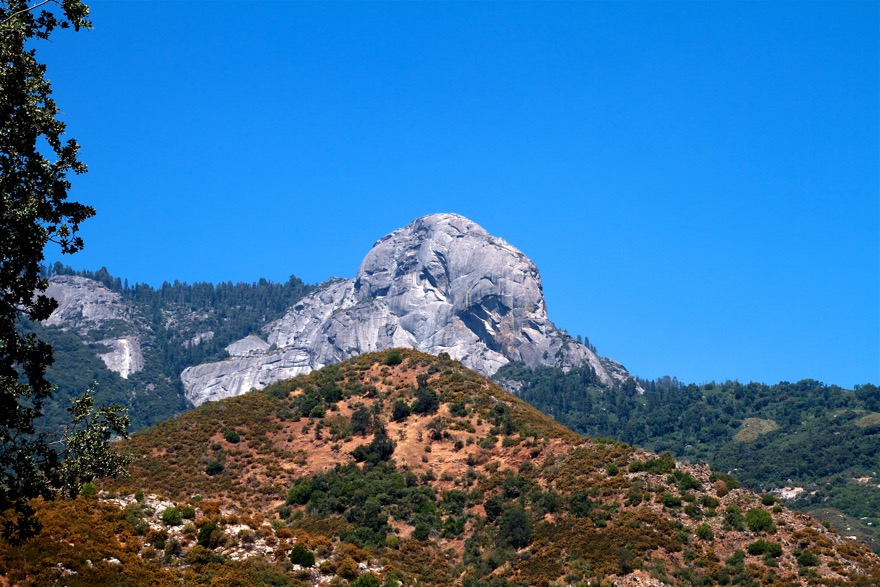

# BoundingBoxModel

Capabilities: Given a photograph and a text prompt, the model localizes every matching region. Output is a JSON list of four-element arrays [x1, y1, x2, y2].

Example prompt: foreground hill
[[3, 350, 878, 586]]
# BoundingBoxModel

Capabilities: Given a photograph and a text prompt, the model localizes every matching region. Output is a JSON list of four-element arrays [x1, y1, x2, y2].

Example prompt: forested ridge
[[495, 363, 880, 552], [34, 264, 315, 431]]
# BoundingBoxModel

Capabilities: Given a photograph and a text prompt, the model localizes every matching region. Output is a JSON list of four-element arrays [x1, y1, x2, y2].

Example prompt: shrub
[[478, 435, 498, 449], [205, 460, 224, 476], [797, 552, 819, 567], [223, 428, 240, 443], [675, 471, 702, 491], [391, 400, 411, 422], [660, 493, 682, 508], [197, 521, 221, 548], [162, 507, 182, 526], [724, 506, 745, 531], [761, 493, 776, 506], [287, 478, 313, 505], [684, 504, 702, 519], [79, 482, 97, 497], [412, 520, 431, 540], [351, 405, 372, 436], [350, 430, 395, 464], [352, 573, 381, 587], [746, 508, 774, 533], [695, 523, 713, 541], [569, 491, 594, 518], [484, 495, 504, 522], [646, 452, 677, 474], [383, 350, 403, 366], [412, 387, 439, 414], [289, 544, 315, 567], [180, 505, 196, 519], [449, 401, 467, 417], [605, 463, 619, 476], [747, 540, 782, 557], [499, 505, 532, 548]]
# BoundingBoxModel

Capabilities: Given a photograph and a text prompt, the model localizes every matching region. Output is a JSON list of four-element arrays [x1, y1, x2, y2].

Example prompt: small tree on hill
[[289, 544, 315, 567]]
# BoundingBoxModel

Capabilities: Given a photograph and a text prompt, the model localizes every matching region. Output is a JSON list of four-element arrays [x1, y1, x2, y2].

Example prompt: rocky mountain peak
[[181, 214, 631, 406]]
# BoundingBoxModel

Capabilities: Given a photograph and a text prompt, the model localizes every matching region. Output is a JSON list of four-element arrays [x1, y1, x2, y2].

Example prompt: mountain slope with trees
[[494, 363, 880, 553], [33, 264, 315, 432], [4, 350, 878, 586]]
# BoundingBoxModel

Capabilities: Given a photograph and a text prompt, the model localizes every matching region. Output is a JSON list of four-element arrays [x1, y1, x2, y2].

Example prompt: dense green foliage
[[287, 461, 440, 548], [496, 363, 880, 551]]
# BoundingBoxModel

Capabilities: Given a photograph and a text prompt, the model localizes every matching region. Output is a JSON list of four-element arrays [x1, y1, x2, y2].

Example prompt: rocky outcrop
[[96, 336, 145, 379], [182, 213, 632, 406], [44, 275, 146, 379]]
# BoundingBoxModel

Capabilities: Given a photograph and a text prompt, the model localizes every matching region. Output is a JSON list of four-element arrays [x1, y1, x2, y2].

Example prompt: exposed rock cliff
[[44, 275, 146, 378], [182, 213, 631, 406]]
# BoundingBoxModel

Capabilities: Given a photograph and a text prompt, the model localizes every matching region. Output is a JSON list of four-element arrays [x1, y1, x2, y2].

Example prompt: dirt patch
[[734, 417, 779, 442]]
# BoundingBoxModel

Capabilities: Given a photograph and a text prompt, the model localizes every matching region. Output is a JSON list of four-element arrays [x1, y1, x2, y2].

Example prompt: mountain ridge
[[180, 213, 633, 406]]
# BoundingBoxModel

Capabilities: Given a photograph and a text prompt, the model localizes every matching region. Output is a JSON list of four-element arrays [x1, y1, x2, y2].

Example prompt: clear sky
[[41, 1, 878, 387]]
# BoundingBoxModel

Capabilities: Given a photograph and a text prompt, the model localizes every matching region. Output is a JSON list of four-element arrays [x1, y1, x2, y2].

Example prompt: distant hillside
[[3, 350, 877, 586], [495, 362, 880, 553], [34, 263, 314, 432]]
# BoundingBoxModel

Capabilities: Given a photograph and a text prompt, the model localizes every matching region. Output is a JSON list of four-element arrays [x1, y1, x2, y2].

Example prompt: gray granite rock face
[[44, 276, 146, 379], [181, 213, 631, 405]]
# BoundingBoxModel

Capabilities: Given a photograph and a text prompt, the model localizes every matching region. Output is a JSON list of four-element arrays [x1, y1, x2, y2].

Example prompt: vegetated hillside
[[33, 264, 314, 432], [4, 351, 878, 586], [494, 363, 880, 553]]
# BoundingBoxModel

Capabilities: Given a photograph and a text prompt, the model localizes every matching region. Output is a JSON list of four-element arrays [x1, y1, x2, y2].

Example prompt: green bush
[[449, 401, 467, 417], [391, 400, 411, 422], [223, 428, 240, 443], [383, 350, 403, 366], [350, 430, 395, 464], [352, 572, 381, 587], [287, 478, 313, 505], [161, 507, 182, 526], [499, 505, 532, 548], [724, 506, 745, 531], [180, 505, 196, 519], [289, 544, 315, 567], [413, 387, 440, 414], [745, 508, 774, 533], [674, 471, 702, 491], [197, 521, 221, 548], [660, 493, 682, 508], [761, 493, 776, 506], [79, 482, 97, 497], [695, 523, 713, 541], [205, 460, 224, 476], [747, 539, 782, 557], [797, 552, 819, 567]]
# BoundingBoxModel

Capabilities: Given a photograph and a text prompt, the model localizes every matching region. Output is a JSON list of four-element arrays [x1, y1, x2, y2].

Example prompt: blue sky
[[42, 1, 878, 387]]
